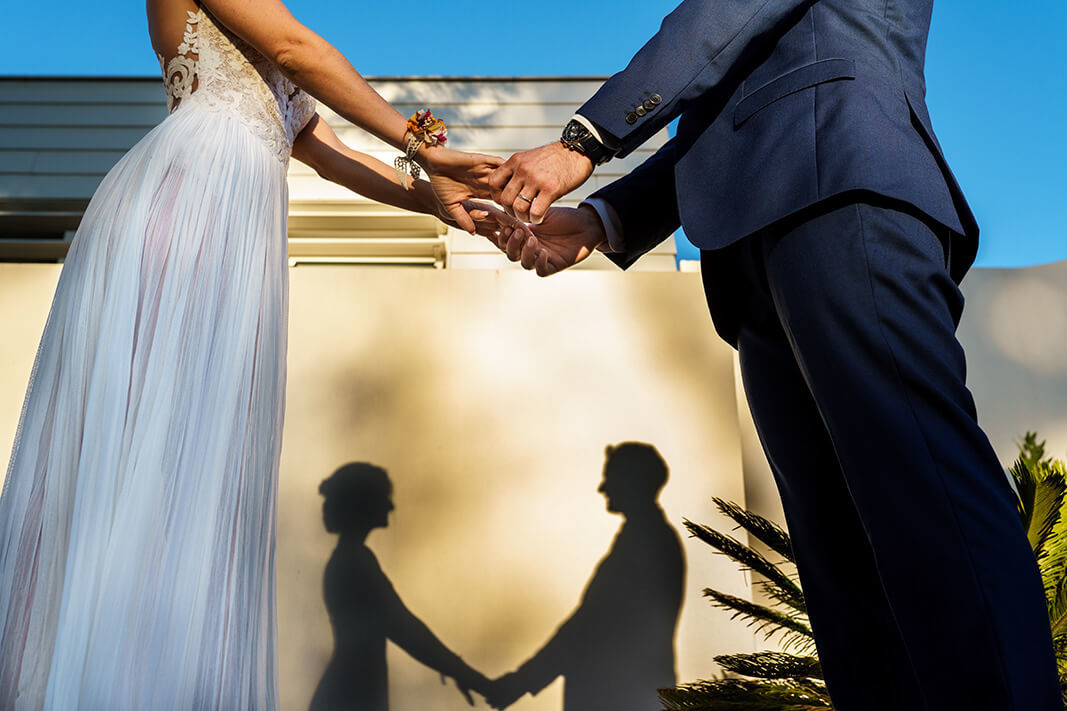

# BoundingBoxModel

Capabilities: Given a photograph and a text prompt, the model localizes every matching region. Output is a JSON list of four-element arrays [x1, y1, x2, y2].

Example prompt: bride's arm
[[292, 115, 436, 215], [292, 115, 523, 238], [198, 0, 503, 232], [200, 0, 414, 158]]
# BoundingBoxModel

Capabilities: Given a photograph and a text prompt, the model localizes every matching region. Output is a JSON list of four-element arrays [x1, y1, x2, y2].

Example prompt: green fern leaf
[[704, 588, 814, 652], [713, 497, 796, 564], [714, 652, 823, 680], [686, 520, 805, 610], [659, 678, 832, 710]]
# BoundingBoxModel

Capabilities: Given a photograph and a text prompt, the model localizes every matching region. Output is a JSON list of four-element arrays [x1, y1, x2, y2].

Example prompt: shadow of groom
[[491, 442, 687, 711]]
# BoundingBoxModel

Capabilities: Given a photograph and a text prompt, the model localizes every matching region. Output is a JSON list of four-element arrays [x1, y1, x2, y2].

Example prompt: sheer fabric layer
[[0, 103, 290, 710]]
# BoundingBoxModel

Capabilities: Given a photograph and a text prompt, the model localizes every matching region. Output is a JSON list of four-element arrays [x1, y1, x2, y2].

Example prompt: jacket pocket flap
[[734, 58, 856, 127]]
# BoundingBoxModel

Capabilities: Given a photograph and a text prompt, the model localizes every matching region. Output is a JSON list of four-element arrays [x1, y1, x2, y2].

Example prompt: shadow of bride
[[309, 462, 487, 711], [488, 442, 687, 711]]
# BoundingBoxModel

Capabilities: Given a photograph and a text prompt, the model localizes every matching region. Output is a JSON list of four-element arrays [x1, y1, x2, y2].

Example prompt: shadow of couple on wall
[[310, 442, 686, 711]]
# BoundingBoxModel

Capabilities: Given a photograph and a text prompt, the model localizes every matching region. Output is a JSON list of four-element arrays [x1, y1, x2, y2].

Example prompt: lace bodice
[[156, 7, 317, 162]]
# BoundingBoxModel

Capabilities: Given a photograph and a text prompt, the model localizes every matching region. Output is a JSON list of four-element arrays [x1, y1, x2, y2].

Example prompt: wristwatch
[[560, 119, 614, 166]]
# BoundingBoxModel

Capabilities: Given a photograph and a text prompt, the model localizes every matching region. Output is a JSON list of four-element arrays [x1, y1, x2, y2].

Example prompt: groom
[[486, 1, 1062, 709]]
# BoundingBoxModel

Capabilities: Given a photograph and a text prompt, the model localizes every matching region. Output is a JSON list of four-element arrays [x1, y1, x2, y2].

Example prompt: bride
[[0, 0, 508, 707]]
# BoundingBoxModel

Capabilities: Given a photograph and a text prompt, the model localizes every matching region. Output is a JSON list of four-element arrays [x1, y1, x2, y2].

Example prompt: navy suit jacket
[[580, 0, 977, 278]]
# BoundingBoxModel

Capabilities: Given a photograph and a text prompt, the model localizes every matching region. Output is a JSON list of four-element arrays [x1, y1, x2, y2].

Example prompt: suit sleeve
[[588, 137, 682, 270], [580, 0, 817, 157], [511, 537, 628, 695]]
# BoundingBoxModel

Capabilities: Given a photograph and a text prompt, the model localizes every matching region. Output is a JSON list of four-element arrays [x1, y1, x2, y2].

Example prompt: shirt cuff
[[572, 114, 620, 152], [581, 197, 625, 253]]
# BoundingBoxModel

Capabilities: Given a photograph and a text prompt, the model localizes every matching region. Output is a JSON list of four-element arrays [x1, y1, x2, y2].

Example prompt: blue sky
[[3, 0, 1064, 267]]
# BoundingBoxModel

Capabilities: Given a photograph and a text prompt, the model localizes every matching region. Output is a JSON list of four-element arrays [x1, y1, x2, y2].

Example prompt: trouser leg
[[728, 200, 1060, 710], [733, 299, 926, 710]]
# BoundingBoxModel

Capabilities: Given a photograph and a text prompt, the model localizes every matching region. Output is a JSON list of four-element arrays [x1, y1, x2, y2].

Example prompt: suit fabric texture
[[577, 0, 1063, 709]]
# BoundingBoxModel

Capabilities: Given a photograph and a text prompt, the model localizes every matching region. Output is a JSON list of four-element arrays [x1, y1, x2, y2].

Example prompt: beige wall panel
[[278, 268, 751, 710], [0, 264, 753, 710], [0, 264, 60, 477], [956, 260, 1067, 461]]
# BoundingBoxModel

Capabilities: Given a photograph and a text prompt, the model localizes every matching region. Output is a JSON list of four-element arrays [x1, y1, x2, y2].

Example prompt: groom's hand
[[489, 142, 594, 224], [494, 205, 606, 277]]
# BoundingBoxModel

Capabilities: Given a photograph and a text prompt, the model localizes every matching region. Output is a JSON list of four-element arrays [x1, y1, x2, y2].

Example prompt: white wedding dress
[[0, 6, 316, 709]]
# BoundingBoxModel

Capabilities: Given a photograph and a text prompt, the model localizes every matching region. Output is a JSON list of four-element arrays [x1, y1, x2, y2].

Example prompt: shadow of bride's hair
[[318, 462, 392, 534]]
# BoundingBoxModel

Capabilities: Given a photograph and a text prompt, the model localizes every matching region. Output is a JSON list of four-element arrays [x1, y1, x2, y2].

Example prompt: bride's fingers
[[470, 152, 505, 170]]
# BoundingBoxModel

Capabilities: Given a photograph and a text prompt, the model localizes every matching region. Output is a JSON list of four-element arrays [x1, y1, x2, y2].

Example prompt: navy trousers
[[701, 200, 1062, 710]]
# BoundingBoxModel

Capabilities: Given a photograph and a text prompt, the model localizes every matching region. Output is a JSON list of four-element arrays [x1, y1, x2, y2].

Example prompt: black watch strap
[[560, 119, 613, 166]]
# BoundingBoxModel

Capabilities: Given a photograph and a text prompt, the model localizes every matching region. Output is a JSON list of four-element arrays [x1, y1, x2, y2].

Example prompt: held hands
[[441, 668, 492, 707], [441, 666, 526, 710], [491, 205, 606, 277], [423, 141, 604, 277], [484, 672, 527, 710], [489, 142, 595, 224], [424, 148, 505, 234], [437, 200, 533, 242]]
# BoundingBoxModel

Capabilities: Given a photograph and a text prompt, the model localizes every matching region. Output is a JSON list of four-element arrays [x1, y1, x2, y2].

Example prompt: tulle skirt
[[0, 101, 290, 710]]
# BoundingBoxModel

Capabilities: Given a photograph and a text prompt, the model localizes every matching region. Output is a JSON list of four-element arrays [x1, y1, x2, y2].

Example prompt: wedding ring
[[518, 194, 533, 203]]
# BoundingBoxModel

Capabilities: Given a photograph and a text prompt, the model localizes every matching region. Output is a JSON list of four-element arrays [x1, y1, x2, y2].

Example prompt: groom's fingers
[[519, 235, 540, 270], [446, 202, 477, 234], [505, 227, 527, 262], [529, 192, 552, 224], [488, 162, 514, 204], [535, 248, 552, 277], [493, 226, 511, 251], [496, 177, 526, 219], [512, 190, 535, 223]]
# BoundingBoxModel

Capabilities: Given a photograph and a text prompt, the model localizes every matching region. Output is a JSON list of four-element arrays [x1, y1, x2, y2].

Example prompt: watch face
[[563, 120, 589, 143]]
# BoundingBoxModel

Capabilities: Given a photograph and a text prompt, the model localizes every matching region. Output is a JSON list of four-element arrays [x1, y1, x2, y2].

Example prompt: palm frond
[[715, 652, 823, 680], [659, 678, 832, 711], [713, 497, 796, 564], [1019, 431, 1049, 470], [1047, 574, 1067, 639], [1034, 461, 1067, 600], [1013, 432, 1049, 534], [704, 588, 814, 652], [756, 579, 808, 617], [686, 519, 805, 611], [1015, 458, 1067, 558]]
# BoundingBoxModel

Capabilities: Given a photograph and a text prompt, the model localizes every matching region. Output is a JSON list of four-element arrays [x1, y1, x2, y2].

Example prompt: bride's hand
[[435, 199, 533, 242], [423, 148, 504, 234]]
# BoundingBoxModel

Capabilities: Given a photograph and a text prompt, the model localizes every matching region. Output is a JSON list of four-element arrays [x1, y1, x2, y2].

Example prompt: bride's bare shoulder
[[169, 0, 312, 67], [146, 0, 202, 59]]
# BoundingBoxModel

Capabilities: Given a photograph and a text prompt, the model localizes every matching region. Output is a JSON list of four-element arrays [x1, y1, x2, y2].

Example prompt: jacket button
[[643, 99, 656, 111], [649, 93, 662, 105], [625, 112, 638, 124], [635, 105, 647, 117]]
